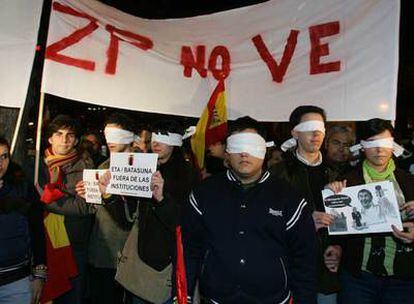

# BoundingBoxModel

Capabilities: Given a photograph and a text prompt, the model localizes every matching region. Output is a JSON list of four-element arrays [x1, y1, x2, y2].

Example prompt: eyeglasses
[[0, 153, 9, 162]]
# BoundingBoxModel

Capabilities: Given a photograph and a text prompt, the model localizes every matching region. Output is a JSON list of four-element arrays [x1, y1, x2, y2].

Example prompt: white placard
[[83, 169, 107, 204], [322, 181, 403, 235], [107, 152, 158, 198]]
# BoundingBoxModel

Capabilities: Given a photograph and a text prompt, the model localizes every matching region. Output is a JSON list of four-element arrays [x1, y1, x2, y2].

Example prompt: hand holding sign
[[98, 171, 111, 195], [83, 169, 108, 204], [150, 171, 164, 202], [75, 180, 86, 199], [392, 222, 414, 244], [325, 180, 347, 194], [312, 211, 334, 231]]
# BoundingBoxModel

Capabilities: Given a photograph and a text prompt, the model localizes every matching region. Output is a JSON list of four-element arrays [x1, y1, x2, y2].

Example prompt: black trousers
[[89, 266, 125, 304]]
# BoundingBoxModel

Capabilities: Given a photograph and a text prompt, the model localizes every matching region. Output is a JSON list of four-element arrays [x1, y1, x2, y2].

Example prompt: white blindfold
[[104, 127, 138, 144], [350, 137, 404, 157], [151, 132, 183, 147], [281, 120, 325, 152], [226, 133, 274, 160]]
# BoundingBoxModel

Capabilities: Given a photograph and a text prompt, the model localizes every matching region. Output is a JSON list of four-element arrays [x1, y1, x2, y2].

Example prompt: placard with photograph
[[83, 169, 107, 204], [107, 152, 158, 198], [322, 181, 403, 235]]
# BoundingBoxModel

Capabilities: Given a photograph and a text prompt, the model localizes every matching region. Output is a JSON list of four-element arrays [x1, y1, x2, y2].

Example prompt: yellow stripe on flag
[[191, 105, 210, 169], [191, 80, 227, 169], [44, 213, 70, 248]]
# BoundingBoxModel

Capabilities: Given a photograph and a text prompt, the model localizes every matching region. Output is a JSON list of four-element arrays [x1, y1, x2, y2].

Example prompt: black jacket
[[336, 166, 414, 278], [138, 153, 198, 271], [270, 151, 340, 294], [183, 170, 317, 304]]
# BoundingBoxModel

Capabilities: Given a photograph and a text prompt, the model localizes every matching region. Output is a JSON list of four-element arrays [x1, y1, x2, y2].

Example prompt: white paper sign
[[107, 152, 158, 198], [83, 169, 107, 204], [322, 181, 403, 235]]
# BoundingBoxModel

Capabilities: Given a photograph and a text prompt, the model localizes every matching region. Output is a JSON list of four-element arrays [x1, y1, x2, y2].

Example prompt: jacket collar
[[226, 169, 270, 184]]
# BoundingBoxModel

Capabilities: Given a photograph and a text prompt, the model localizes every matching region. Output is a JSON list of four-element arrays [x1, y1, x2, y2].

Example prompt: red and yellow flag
[[191, 80, 228, 169]]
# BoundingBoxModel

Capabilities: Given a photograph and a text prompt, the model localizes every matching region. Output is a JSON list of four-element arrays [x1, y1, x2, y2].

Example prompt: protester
[[126, 119, 198, 304], [271, 106, 341, 304], [324, 125, 355, 177], [182, 116, 317, 303], [266, 146, 283, 168], [77, 113, 139, 304], [203, 140, 227, 178], [397, 129, 414, 174], [38, 115, 95, 304], [132, 126, 152, 153], [81, 131, 106, 167], [328, 118, 414, 304], [0, 137, 46, 304]]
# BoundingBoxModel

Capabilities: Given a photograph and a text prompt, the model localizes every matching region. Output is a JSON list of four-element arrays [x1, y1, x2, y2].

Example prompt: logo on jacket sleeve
[[269, 208, 283, 217]]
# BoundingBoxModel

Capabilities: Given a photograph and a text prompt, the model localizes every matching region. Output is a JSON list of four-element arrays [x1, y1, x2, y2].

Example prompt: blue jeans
[[317, 292, 337, 304], [339, 270, 414, 304], [0, 276, 31, 304]]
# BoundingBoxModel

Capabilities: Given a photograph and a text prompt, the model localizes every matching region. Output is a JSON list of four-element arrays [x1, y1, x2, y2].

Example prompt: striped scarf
[[40, 147, 79, 303]]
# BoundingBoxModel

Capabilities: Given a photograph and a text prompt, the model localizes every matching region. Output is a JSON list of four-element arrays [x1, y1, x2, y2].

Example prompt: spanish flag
[[191, 80, 228, 169]]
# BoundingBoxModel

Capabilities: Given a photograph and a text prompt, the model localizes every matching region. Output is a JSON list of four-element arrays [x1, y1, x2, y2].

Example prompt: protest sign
[[107, 152, 158, 198], [42, 0, 399, 121], [83, 169, 107, 204], [322, 181, 403, 235]]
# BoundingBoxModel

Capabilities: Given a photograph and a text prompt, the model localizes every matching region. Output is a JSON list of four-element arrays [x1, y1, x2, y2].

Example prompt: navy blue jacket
[[0, 171, 45, 286], [182, 170, 317, 304]]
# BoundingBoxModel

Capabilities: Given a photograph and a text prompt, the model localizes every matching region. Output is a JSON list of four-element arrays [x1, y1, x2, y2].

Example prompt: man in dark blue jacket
[[0, 137, 46, 304], [182, 116, 317, 304]]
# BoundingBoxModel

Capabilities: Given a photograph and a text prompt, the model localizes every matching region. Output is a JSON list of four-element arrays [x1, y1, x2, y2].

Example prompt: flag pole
[[34, 92, 45, 186], [10, 106, 25, 155]]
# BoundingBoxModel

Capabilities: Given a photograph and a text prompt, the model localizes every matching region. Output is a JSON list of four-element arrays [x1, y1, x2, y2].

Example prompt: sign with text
[[107, 152, 158, 198], [42, 0, 399, 121], [83, 169, 106, 204], [322, 181, 403, 235]]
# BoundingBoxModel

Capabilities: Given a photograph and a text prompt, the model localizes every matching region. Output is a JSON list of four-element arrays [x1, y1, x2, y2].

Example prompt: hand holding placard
[[82, 169, 107, 204], [150, 171, 164, 202]]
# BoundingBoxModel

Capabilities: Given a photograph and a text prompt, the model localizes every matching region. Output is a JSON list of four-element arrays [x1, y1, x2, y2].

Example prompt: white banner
[[0, 0, 44, 108], [42, 0, 399, 121]]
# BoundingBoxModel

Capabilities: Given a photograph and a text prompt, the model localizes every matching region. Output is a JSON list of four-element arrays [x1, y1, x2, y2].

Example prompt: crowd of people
[[1, 105, 414, 304]]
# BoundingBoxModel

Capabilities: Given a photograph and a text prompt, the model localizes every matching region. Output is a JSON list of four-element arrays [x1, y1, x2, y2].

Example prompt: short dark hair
[[359, 118, 394, 140], [105, 112, 136, 133], [228, 116, 266, 139], [0, 136, 10, 152], [151, 119, 184, 135], [289, 105, 327, 128], [46, 115, 81, 139], [358, 189, 373, 200], [326, 125, 355, 144]]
